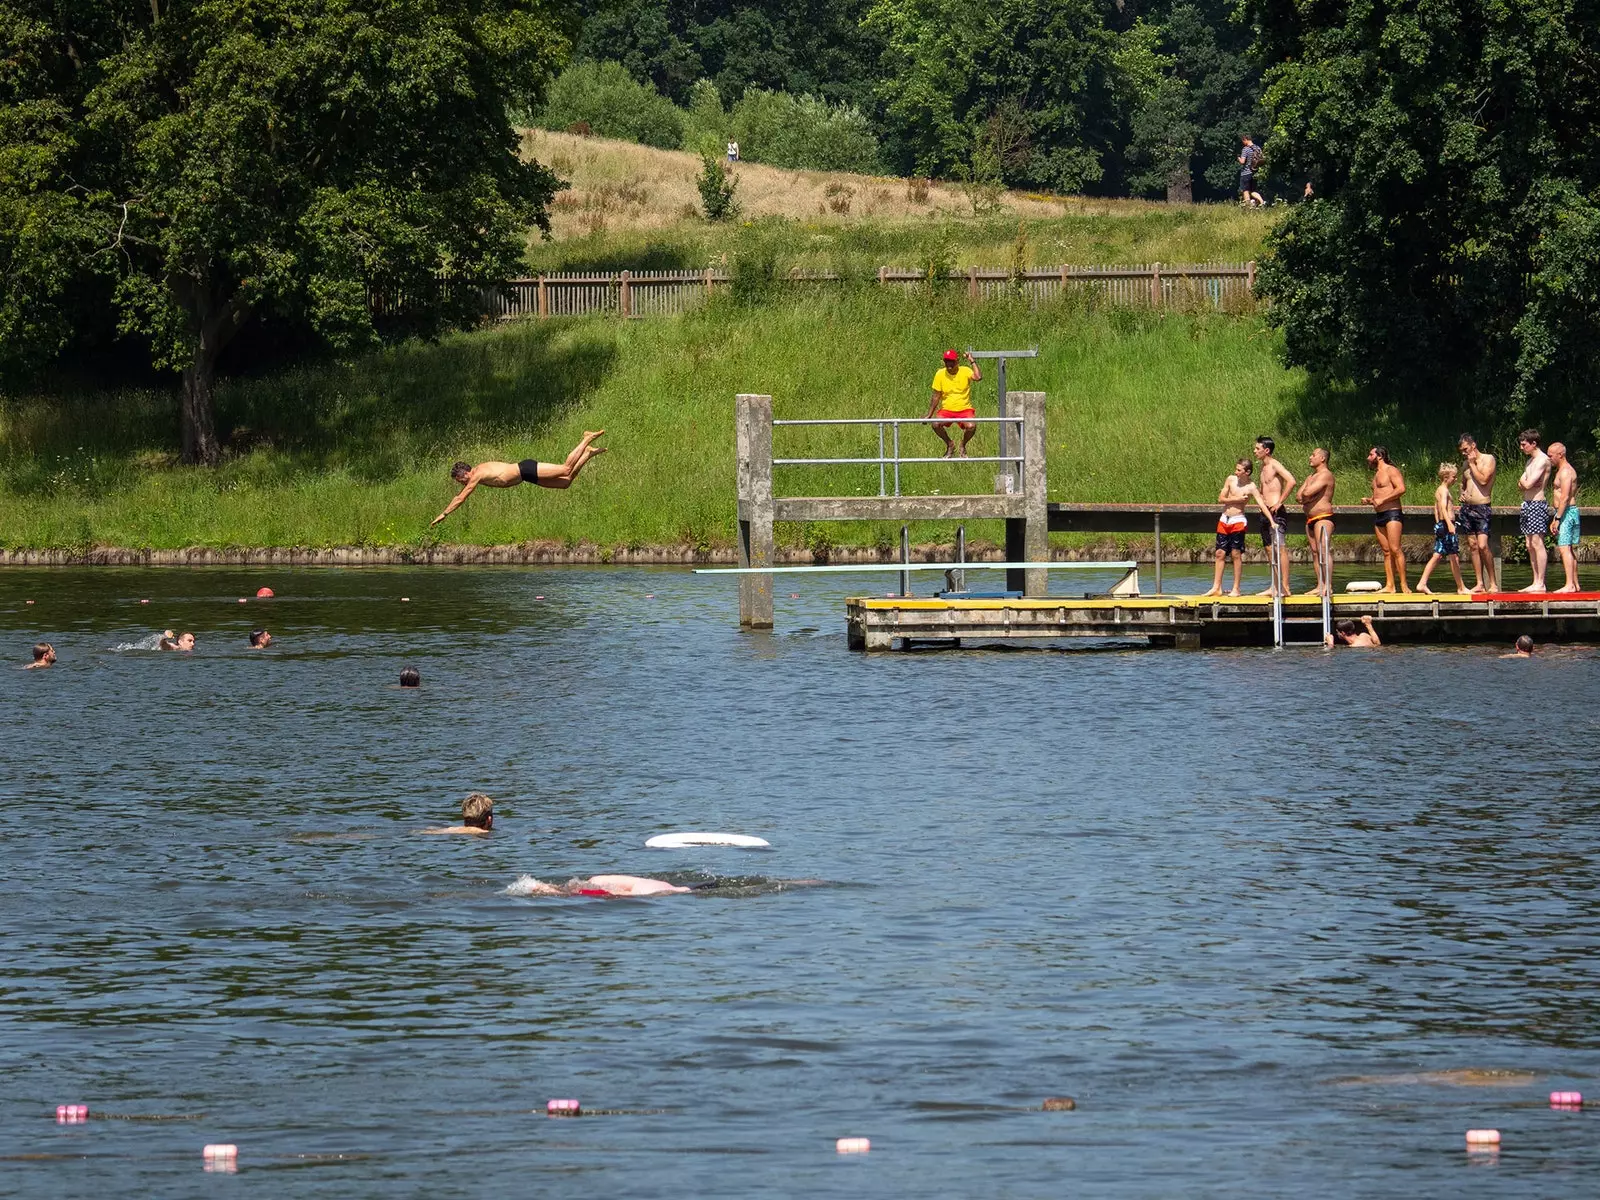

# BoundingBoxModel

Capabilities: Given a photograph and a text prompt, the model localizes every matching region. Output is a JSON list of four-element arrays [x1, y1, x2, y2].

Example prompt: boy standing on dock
[[1417, 463, 1466, 594], [1457, 434, 1497, 592], [1516, 429, 1551, 592], [1548, 442, 1581, 592], [1252, 436, 1297, 596], [1297, 448, 1336, 596], [927, 349, 982, 458], [1204, 459, 1277, 597]]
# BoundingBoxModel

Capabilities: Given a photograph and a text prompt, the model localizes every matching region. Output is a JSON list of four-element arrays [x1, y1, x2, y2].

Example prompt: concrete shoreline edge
[[1, 539, 1588, 567]]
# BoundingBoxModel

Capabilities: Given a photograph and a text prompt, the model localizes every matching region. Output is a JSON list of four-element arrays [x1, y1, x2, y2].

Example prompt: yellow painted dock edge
[[855, 593, 1485, 612]]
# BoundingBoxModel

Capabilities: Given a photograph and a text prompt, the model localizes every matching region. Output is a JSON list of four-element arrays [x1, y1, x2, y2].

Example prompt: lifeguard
[[926, 349, 982, 458]]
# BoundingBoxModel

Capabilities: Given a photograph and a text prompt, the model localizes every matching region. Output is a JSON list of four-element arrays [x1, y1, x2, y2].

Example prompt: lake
[[3, 564, 1598, 1197]]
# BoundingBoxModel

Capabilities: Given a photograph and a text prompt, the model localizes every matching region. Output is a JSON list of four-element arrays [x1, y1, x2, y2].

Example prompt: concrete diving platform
[[845, 592, 1600, 651]]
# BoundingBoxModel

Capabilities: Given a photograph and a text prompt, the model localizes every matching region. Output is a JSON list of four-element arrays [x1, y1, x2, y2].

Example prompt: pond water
[[3, 564, 1599, 1198]]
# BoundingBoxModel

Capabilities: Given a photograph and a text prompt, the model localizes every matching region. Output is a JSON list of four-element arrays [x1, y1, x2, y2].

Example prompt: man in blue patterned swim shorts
[[1516, 429, 1551, 592], [1548, 441, 1581, 592]]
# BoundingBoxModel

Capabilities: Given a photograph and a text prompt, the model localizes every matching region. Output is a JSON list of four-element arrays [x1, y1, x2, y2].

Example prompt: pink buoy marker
[[256, 587, 274, 598], [546, 1099, 581, 1116], [140, 599, 150, 605], [55, 1104, 88, 1123], [238, 597, 248, 604], [202, 1143, 237, 1159], [835, 1137, 870, 1154], [1465, 1129, 1500, 1147], [1551, 1091, 1583, 1107]]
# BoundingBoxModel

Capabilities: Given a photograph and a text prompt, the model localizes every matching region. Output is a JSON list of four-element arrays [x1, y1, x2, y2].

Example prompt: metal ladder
[[1270, 528, 1333, 647]]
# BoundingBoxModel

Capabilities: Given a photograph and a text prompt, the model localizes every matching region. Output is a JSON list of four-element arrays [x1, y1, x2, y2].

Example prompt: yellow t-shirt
[[931, 365, 976, 412]]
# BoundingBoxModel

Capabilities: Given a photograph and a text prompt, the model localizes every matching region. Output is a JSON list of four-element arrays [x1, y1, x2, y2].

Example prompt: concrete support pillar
[[735, 394, 774, 628], [1489, 527, 1503, 591], [1004, 390, 1049, 597]]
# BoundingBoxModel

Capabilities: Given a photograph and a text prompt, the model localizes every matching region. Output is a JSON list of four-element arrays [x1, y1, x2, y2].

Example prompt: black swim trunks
[[1457, 502, 1492, 536], [1372, 508, 1403, 527], [1259, 506, 1289, 547], [1216, 529, 1246, 554], [518, 459, 543, 484]]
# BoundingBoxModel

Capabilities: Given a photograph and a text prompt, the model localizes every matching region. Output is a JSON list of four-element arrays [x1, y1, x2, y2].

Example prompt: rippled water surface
[[4, 565, 1599, 1197]]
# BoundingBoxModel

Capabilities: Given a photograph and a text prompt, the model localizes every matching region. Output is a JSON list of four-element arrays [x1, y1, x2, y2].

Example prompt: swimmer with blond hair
[[423, 792, 494, 835]]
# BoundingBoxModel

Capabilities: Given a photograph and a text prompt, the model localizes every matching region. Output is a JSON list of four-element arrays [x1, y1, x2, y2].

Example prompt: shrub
[[697, 154, 741, 222], [680, 79, 730, 157], [728, 91, 882, 174], [537, 62, 683, 150]]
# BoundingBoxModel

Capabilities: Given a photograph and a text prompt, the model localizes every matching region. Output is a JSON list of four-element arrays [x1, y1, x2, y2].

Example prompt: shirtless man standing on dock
[[1252, 436, 1297, 596], [1457, 434, 1497, 592], [431, 432, 607, 527], [1296, 448, 1336, 596], [1362, 446, 1410, 593], [1516, 428, 1551, 592], [1548, 441, 1580, 593], [1203, 459, 1278, 597]]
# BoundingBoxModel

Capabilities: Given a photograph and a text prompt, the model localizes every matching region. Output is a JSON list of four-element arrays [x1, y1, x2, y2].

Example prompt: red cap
[[943, 349, 959, 361]]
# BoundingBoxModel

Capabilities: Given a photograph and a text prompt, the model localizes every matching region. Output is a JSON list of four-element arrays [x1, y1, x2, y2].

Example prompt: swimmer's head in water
[[248, 629, 271, 648], [32, 642, 54, 663], [176, 632, 195, 651], [462, 792, 493, 829], [1516, 635, 1534, 654], [399, 667, 420, 687], [450, 460, 472, 483]]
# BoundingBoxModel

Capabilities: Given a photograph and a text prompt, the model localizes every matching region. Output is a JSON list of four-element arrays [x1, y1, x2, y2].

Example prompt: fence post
[[537, 275, 548, 318], [968, 265, 978, 300], [1150, 262, 1162, 307], [618, 271, 631, 318], [735, 394, 775, 629], [877, 265, 887, 287], [1246, 260, 1257, 292], [705, 267, 714, 293], [1004, 390, 1049, 598]]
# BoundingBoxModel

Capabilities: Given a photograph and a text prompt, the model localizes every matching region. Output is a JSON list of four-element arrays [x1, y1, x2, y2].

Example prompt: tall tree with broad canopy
[[0, 0, 575, 464], [1248, 0, 1600, 433]]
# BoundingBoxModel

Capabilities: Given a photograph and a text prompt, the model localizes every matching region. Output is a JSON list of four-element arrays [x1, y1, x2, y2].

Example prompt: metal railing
[[772, 415, 1025, 497]]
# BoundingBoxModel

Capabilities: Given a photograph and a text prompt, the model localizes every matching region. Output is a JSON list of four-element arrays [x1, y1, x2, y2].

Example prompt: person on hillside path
[[1296, 447, 1336, 596], [431, 432, 607, 527], [1457, 433, 1497, 592], [1362, 446, 1410, 593], [1238, 136, 1265, 207], [1516, 428, 1552, 592], [1252, 435, 1297, 596], [1548, 441, 1581, 592], [727, 140, 739, 164], [927, 349, 982, 458]]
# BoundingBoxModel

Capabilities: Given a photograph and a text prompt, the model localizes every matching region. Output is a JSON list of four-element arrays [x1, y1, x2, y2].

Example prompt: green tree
[[538, 59, 685, 147], [866, 0, 1119, 192], [0, 0, 574, 465], [1248, 0, 1600, 433]]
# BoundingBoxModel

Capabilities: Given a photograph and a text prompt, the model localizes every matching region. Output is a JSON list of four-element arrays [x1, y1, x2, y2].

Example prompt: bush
[[537, 62, 683, 150], [697, 154, 741, 222], [728, 90, 882, 174]]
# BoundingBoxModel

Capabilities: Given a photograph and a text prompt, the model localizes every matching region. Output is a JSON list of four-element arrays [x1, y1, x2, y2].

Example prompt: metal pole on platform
[[1271, 530, 1284, 647], [1321, 533, 1332, 643], [900, 525, 910, 597], [997, 356, 1008, 480], [1153, 511, 1162, 596], [892, 422, 901, 497], [953, 524, 966, 593], [878, 423, 885, 497]]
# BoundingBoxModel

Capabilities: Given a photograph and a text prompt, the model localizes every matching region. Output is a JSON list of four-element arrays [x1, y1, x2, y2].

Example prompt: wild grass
[[0, 290, 1501, 552], [524, 129, 1274, 272]]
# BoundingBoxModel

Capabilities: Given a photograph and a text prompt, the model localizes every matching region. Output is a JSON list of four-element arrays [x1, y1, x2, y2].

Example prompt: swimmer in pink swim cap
[[514, 874, 694, 897]]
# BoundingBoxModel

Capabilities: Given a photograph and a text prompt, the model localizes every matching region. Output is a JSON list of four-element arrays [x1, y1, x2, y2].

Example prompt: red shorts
[[933, 408, 975, 424]]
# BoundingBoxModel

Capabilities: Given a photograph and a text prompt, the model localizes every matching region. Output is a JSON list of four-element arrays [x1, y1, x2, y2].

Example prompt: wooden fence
[[482, 262, 1257, 321]]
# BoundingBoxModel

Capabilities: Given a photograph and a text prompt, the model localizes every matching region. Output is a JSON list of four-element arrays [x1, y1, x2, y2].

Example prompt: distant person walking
[[1252, 436, 1297, 596], [727, 140, 739, 164], [1238, 136, 1265, 207], [1296, 447, 1336, 596], [1548, 441, 1580, 592], [927, 349, 982, 458], [1362, 446, 1409, 593], [1416, 463, 1466, 594], [1457, 433, 1497, 592], [1516, 428, 1551, 592]]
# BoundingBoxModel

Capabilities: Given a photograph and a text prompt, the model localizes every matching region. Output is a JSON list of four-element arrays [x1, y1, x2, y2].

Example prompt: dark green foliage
[[539, 60, 685, 147], [573, 0, 882, 110], [0, 0, 575, 464], [867, 0, 1119, 192], [696, 153, 741, 221], [1250, 0, 1600, 440]]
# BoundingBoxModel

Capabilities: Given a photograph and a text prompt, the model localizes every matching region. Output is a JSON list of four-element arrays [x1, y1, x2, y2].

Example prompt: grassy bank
[[1, 290, 1506, 554], [523, 129, 1273, 272]]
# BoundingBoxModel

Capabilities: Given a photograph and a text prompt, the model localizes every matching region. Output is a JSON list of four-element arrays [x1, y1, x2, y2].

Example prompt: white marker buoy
[[645, 831, 771, 849], [1465, 1129, 1500, 1147], [203, 1143, 238, 1159], [836, 1137, 870, 1154]]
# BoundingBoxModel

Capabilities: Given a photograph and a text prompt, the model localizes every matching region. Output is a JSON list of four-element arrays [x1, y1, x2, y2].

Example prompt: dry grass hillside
[[519, 129, 1274, 271]]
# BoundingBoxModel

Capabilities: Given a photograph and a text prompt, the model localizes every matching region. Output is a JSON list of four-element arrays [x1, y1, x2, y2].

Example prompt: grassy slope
[[0, 291, 1492, 552], [524, 129, 1273, 272]]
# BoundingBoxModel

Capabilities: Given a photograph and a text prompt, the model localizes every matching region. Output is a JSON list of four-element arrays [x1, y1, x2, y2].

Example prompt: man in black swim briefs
[[431, 431, 607, 526], [1362, 445, 1410, 593], [1252, 436, 1297, 596], [1457, 433, 1497, 592]]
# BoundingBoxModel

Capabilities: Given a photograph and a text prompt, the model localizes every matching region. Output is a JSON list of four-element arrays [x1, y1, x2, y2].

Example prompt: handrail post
[[892, 421, 900, 497], [1271, 528, 1284, 646], [1321, 531, 1332, 642], [735, 394, 774, 628], [878, 423, 886, 497], [900, 524, 910, 598], [1153, 510, 1162, 596]]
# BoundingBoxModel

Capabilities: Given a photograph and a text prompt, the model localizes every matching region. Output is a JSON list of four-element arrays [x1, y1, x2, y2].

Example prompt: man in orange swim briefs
[[1296, 447, 1337, 596], [926, 349, 982, 458]]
